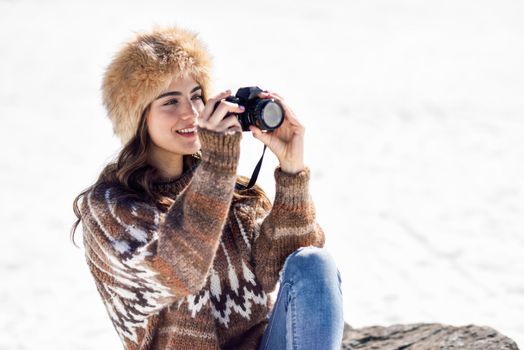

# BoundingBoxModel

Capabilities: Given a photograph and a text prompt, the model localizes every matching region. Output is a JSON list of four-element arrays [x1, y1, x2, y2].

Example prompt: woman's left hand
[[249, 91, 306, 174]]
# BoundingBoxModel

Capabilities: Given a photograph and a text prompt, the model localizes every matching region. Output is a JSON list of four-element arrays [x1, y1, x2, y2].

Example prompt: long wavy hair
[[70, 105, 272, 247]]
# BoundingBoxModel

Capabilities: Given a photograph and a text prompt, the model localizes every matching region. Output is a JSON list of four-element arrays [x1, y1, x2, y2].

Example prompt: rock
[[341, 322, 520, 350]]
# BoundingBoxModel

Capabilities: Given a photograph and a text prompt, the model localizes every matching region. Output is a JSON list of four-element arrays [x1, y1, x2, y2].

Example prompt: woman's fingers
[[198, 90, 245, 132], [217, 115, 241, 133], [258, 90, 283, 100], [250, 125, 273, 146], [208, 100, 244, 126], [200, 90, 231, 122], [267, 91, 285, 100]]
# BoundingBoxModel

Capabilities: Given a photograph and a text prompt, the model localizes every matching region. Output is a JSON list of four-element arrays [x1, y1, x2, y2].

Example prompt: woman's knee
[[282, 246, 339, 282]]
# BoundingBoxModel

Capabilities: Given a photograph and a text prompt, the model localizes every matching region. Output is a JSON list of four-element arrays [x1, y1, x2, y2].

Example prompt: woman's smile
[[175, 125, 198, 138]]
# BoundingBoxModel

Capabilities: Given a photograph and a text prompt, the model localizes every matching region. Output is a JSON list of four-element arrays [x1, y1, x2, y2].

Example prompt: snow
[[0, 0, 522, 348]]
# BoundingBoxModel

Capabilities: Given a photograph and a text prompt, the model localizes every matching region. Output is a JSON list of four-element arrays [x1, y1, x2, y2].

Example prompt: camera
[[214, 86, 285, 132]]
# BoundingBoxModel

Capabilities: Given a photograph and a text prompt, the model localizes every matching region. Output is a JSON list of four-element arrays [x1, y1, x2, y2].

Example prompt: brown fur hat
[[102, 26, 212, 145]]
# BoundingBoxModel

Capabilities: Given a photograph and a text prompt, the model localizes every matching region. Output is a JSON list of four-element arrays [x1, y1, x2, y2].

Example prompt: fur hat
[[102, 26, 213, 145]]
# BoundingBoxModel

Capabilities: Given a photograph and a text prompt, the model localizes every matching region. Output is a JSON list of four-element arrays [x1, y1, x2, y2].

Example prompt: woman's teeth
[[176, 127, 197, 134]]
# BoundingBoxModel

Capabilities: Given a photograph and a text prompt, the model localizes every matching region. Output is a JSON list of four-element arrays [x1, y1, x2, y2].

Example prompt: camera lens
[[259, 100, 284, 129]]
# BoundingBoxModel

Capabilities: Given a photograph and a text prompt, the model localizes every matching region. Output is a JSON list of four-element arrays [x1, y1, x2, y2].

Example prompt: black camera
[[214, 86, 285, 132]]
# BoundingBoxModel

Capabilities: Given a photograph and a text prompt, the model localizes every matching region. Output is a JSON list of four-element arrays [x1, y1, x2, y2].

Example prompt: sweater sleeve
[[80, 127, 241, 320], [251, 166, 326, 293]]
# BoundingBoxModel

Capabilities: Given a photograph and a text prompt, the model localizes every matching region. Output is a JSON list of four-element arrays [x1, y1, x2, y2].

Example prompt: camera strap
[[236, 145, 267, 190]]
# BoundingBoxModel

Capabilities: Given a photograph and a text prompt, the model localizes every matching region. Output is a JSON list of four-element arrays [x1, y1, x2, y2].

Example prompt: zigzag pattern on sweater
[[176, 241, 268, 327]]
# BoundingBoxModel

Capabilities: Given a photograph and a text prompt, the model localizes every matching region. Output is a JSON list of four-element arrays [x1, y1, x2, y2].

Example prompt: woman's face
[[146, 75, 205, 157]]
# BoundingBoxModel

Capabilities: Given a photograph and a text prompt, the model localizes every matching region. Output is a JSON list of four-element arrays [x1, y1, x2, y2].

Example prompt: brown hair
[[70, 107, 272, 247]]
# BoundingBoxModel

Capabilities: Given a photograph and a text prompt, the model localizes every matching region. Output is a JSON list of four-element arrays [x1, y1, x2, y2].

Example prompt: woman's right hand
[[198, 90, 243, 133]]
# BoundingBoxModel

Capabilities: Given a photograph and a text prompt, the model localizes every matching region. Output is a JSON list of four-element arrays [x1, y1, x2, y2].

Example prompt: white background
[[0, 0, 523, 348]]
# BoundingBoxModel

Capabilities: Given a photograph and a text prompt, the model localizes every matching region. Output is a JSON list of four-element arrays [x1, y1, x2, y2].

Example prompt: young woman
[[71, 26, 344, 350]]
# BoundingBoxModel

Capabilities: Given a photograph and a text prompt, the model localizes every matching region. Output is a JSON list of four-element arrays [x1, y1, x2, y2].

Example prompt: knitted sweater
[[80, 127, 325, 350]]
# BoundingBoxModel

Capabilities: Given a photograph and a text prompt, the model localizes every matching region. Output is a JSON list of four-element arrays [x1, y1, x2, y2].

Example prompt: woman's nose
[[181, 101, 199, 119]]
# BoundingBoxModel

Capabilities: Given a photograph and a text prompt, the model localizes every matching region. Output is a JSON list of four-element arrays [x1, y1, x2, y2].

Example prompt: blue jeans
[[257, 246, 344, 350]]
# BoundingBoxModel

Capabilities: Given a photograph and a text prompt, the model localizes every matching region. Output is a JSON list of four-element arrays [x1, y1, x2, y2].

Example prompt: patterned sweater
[[80, 127, 325, 349]]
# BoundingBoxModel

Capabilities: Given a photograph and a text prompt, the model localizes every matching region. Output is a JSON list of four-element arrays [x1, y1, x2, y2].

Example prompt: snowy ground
[[1, 0, 523, 348]]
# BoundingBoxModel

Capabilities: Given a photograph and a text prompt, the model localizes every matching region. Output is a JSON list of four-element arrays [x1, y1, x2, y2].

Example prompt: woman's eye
[[164, 99, 178, 106], [192, 95, 203, 101]]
